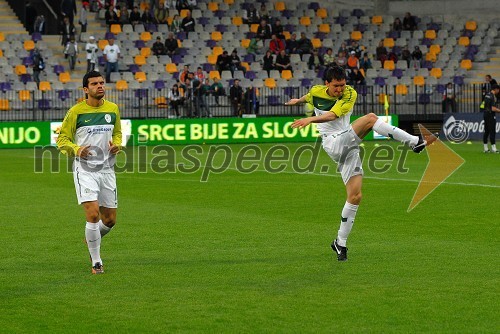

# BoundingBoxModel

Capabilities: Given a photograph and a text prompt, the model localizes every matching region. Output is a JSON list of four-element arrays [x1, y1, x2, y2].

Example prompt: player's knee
[[367, 113, 379, 124], [101, 215, 116, 227], [86, 210, 100, 223], [349, 192, 362, 205]]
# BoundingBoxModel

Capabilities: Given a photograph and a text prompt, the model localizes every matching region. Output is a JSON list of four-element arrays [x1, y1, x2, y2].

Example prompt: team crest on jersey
[[105, 114, 111, 123]]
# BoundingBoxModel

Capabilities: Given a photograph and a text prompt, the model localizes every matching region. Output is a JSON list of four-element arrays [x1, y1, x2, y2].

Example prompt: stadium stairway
[[466, 37, 500, 84], [0, 0, 28, 35]]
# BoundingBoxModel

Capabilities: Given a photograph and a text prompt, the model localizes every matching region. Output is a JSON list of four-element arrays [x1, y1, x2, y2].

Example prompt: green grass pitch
[[0, 141, 498, 333]]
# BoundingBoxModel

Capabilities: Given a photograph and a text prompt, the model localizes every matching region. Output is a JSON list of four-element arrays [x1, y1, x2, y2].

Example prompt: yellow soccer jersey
[[305, 85, 357, 135], [57, 99, 122, 172]]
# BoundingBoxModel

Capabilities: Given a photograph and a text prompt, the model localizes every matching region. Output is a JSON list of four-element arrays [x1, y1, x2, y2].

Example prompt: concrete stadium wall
[[389, 0, 499, 19]]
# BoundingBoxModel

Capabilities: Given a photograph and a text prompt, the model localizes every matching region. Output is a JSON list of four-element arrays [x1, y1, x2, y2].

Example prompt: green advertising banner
[[132, 115, 399, 145], [0, 122, 51, 148]]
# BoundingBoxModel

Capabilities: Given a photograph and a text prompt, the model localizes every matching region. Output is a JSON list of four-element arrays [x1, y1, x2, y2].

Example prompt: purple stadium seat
[[104, 32, 115, 40], [317, 68, 325, 79], [135, 40, 146, 49], [135, 89, 148, 98], [129, 64, 140, 74], [428, 23, 440, 31], [462, 30, 473, 38], [171, 54, 183, 64], [245, 32, 256, 39], [335, 16, 348, 25], [267, 95, 280, 106], [176, 48, 188, 56], [214, 10, 226, 18], [32, 32, 42, 42], [356, 24, 367, 33], [453, 76, 464, 85], [243, 54, 254, 62], [23, 57, 34, 67], [283, 86, 296, 97], [154, 80, 165, 90], [356, 85, 369, 96], [418, 93, 430, 104], [315, 32, 327, 39], [436, 84, 446, 94], [375, 77, 386, 86], [176, 31, 187, 41], [421, 61, 433, 70], [53, 65, 65, 74], [172, 72, 180, 80], [244, 71, 256, 80], [308, 2, 320, 10], [38, 99, 50, 110], [215, 24, 227, 33], [0, 82, 12, 92], [421, 38, 432, 47], [147, 23, 157, 32], [392, 68, 403, 78], [58, 90, 70, 101], [206, 40, 217, 48], [284, 24, 296, 32], [197, 17, 209, 25], [20, 74, 32, 84], [98, 56, 106, 67], [387, 30, 399, 39], [240, 3, 250, 11], [281, 10, 293, 19], [203, 63, 214, 72], [301, 78, 312, 87]]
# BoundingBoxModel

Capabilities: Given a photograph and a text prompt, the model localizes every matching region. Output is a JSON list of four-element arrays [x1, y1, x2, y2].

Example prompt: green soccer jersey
[[305, 84, 357, 135], [57, 99, 122, 172]]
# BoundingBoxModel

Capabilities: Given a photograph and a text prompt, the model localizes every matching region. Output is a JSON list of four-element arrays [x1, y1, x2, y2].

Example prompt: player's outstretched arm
[[285, 94, 307, 106], [292, 112, 338, 128]]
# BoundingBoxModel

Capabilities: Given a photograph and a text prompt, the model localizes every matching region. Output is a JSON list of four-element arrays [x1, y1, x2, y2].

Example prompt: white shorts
[[322, 128, 364, 185], [73, 167, 118, 208]]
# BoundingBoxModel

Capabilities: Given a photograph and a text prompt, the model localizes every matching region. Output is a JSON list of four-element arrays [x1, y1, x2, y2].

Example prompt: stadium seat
[[264, 78, 276, 89], [208, 2, 218, 11], [241, 39, 250, 48], [383, 60, 395, 71], [23, 40, 35, 51], [425, 53, 437, 62], [232, 17, 243, 26], [250, 24, 259, 33], [460, 59, 472, 70], [98, 40, 108, 50], [429, 45, 441, 55], [110, 24, 122, 35], [413, 76, 425, 86], [211, 31, 223, 41], [316, 8, 327, 19], [281, 70, 293, 80], [0, 32, 4, 42], [300, 17, 311, 26], [59, 72, 71, 83], [311, 38, 322, 48], [383, 38, 395, 48], [207, 55, 217, 64], [140, 32, 152, 42], [372, 16, 383, 25], [395, 84, 408, 95], [15, 65, 27, 75], [458, 36, 470, 46], [134, 55, 147, 66], [0, 99, 9, 111], [425, 30, 436, 40], [465, 21, 477, 31], [141, 47, 151, 58], [180, 9, 189, 18], [135, 72, 147, 82], [319, 24, 330, 33], [275, 2, 285, 11], [351, 31, 362, 41], [165, 63, 178, 74], [155, 96, 167, 107], [430, 68, 442, 79], [209, 71, 221, 80], [116, 80, 128, 90], [19, 90, 31, 101], [212, 46, 223, 56]]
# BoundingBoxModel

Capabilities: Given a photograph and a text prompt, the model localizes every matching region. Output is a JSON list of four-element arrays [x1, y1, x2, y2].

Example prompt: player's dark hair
[[323, 64, 347, 83], [83, 71, 104, 88]]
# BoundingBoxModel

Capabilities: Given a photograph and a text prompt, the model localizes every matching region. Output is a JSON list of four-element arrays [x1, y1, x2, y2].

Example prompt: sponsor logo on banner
[[441, 113, 500, 141]]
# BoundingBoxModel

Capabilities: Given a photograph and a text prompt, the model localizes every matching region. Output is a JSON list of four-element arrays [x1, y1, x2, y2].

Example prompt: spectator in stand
[[258, 3, 270, 22], [347, 51, 360, 70], [164, 32, 178, 57], [103, 37, 120, 83], [210, 77, 225, 105], [141, 8, 154, 27], [85, 36, 99, 73], [285, 33, 299, 55], [272, 19, 285, 40], [60, 16, 76, 46], [79, 2, 88, 35], [229, 79, 244, 117], [376, 40, 388, 65], [105, 6, 118, 27], [175, 0, 190, 11], [323, 48, 335, 66], [247, 36, 263, 55], [269, 34, 285, 55], [61, 0, 77, 25], [129, 6, 141, 27], [257, 19, 271, 40], [275, 49, 292, 73], [168, 84, 183, 117], [387, 47, 398, 63], [187, 0, 197, 10], [359, 53, 372, 71], [152, 36, 166, 56], [119, 6, 130, 25], [348, 68, 366, 86], [230, 49, 246, 74], [442, 82, 457, 113], [403, 12, 417, 31], [412, 45, 423, 62], [192, 76, 211, 118], [392, 17, 403, 32], [181, 76, 194, 117], [243, 86, 260, 114], [297, 32, 313, 57], [336, 51, 347, 67], [481, 74, 497, 100], [348, 41, 362, 58], [31, 48, 43, 87], [401, 46, 411, 67], [154, 2, 168, 24], [64, 35, 79, 71], [181, 10, 195, 34], [195, 67, 205, 81], [308, 49, 324, 72], [262, 50, 274, 76], [216, 51, 231, 74], [338, 42, 348, 56], [170, 14, 182, 33], [179, 65, 190, 85], [34, 15, 46, 35], [243, 4, 259, 24]]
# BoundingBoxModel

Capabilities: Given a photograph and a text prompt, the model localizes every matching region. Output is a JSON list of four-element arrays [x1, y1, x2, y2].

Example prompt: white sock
[[85, 222, 102, 266], [337, 202, 359, 247], [492, 144, 497, 152], [98, 220, 112, 237], [373, 119, 419, 146], [484, 144, 489, 151]]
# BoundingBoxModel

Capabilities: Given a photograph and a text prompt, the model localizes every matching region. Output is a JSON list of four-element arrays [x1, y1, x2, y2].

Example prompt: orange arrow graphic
[[408, 124, 465, 212]]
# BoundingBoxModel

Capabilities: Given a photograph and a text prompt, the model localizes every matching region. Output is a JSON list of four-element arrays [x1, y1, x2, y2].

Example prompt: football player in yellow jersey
[[286, 64, 436, 261], [57, 71, 122, 274]]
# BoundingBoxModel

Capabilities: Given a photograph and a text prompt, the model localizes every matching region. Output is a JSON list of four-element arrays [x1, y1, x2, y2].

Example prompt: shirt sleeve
[[56, 109, 79, 156], [331, 87, 357, 117], [112, 106, 123, 148]]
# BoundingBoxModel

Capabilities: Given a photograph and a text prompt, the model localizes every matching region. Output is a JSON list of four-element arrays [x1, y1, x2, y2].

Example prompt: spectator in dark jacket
[[403, 12, 417, 31], [229, 79, 244, 116], [152, 36, 166, 56], [308, 49, 324, 71], [164, 32, 178, 57], [256, 19, 271, 40], [181, 10, 195, 33]]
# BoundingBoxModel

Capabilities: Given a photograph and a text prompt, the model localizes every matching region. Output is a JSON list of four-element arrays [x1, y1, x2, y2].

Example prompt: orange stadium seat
[[110, 24, 122, 35], [135, 72, 147, 82], [383, 60, 395, 71], [281, 70, 293, 80], [316, 8, 327, 19], [208, 2, 218, 11], [241, 62, 250, 72], [165, 63, 178, 73], [395, 84, 408, 95], [425, 30, 436, 40], [429, 45, 441, 55], [98, 40, 108, 50], [311, 38, 322, 48], [212, 46, 223, 56], [425, 52, 437, 62], [167, 17, 173, 26], [460, 59, 472, 70], [372, 16, 383, 25], [413, 76, 425, 86], [250, 24, 259, 33], [15, 65, 27, 75], [207, 55, 217, 64], [39, 81, 51, 91], [140, 32, 152, 42], [319, 24, 330, 33], [430, 68, 442, 79], [383, 38, 394, 48], [0, 99, 9, 111], [155, 96, 167, 107], [211, 31, 223, 41], [351, 31, 362, 41], [232, 17, 243, 26], [282, 31, 291, 40], [378, 94, 389, 105], [180, 9, 189, 18], [300, 17, 311, 26], [59, 72, 71, 83], [116, 80, 128, 90], [19, 90, 31, 101], [223, 0, 234, 5], [140, 2, 149, 11], [0, 49, 3, 57], [264, 78, 276, 89], [0, 32, 4, 42], [209, 71, 221, 80], [275, 2, 285, 11], [134, 55, 147, 66], [141, 47, 151, 57], [241, 39, 250, 48], [24, 40, 35, 51], [177, 39, 182, 48], [458, 36, 470, 46], [465, 21, 477, 31]]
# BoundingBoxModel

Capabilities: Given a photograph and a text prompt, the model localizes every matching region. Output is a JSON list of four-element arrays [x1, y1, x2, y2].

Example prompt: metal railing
[[0, 84, 484, 122]]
